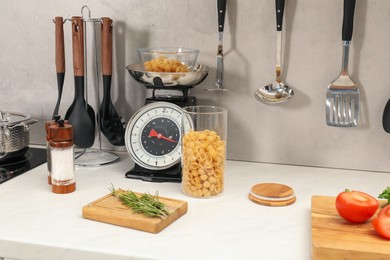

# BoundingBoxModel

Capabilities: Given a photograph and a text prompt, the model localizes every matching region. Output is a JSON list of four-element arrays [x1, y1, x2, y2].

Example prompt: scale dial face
[[125, 102, 191, 170]]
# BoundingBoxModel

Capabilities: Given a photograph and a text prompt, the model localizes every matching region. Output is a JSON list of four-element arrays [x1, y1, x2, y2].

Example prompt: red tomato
[[372, 204, 390, 239], [335, 190, 379, 223], [378, 204, 390, 218]]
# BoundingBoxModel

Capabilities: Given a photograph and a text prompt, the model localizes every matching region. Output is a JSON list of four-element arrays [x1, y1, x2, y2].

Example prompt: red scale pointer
[[148, 129, 176, 143]]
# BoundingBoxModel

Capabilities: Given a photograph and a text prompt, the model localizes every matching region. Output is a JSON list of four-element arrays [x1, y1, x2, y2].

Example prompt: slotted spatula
[[99, 17, 125, 146], [326, 0, 359, 127]]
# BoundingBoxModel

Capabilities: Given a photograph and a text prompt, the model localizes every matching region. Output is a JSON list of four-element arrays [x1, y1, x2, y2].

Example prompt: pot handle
[[23, 119, 37, 132], [7, 119, 38, 130], [24, 119, 38, 125]]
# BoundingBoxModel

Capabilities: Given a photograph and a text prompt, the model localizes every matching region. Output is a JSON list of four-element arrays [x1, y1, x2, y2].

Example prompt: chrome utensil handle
[[276, 31, 282, 80], [216, 54, 223, 87], [217, 0, 227, 32], [215, 0, 226, 89], [275, 0, 285, 80], [341, 41, 350, 74], [342, 0, 356, 41], [275, 0, 285, 32]]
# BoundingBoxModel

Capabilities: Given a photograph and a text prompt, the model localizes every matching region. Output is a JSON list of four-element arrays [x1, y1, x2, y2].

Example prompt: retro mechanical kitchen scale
[[124, 60, 209, 182]]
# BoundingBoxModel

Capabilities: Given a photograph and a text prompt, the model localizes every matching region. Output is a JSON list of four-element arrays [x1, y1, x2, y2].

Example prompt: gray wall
[[1, 0, 390, 172]]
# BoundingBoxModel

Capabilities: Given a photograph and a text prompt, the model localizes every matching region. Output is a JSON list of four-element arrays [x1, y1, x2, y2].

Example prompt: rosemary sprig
[[109, 185, 168, 218]]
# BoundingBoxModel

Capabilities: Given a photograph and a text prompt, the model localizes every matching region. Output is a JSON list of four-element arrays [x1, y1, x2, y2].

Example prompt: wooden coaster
[[248, 183, 296, 207]]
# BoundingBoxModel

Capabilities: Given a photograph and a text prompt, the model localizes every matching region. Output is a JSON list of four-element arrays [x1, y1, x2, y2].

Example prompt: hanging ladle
[[254, 0, 294, 104]]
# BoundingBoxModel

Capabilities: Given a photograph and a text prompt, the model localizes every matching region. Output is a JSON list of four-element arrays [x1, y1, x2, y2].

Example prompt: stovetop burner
[[0, 147, 47, 184]]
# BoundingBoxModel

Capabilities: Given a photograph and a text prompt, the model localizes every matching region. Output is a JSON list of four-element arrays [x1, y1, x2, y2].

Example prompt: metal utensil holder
[[58, 6, 119, 167]]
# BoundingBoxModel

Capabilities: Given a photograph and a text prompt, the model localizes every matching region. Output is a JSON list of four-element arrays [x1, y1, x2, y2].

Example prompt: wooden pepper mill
[[49, 120, 76, 194]]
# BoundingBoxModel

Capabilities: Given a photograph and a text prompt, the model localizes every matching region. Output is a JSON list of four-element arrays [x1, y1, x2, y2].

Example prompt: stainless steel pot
[[0, 110, 37, 161]]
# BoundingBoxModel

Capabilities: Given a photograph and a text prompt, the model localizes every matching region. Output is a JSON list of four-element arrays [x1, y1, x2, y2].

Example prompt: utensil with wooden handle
[[326, 0, 359, 127], [65, 16, 95, 148], [53, 17, 65, 119], [99, 17, 125, 146]]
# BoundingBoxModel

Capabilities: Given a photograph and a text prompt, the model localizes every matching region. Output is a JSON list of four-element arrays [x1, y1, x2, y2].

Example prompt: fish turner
[[326, 0, 359, 127]]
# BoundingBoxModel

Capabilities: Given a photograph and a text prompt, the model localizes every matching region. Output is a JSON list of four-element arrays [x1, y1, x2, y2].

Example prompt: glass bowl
[[137, 47, 199, 72]]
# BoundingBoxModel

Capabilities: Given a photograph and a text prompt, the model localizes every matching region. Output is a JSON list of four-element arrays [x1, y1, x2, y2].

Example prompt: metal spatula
[[205, 0, 228, 91], [326, 0, 359, 127]]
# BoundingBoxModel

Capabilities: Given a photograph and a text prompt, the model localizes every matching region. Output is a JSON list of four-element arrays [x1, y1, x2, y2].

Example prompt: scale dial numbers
[[125, 102, 191, 170]]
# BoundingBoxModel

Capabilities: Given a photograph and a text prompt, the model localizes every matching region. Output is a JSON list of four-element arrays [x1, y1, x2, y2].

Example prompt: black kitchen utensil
[[99, 17, 125, 146], [65, 16, 95, 148], [53, 17, 65, 119], [383, 101, 390, 133]]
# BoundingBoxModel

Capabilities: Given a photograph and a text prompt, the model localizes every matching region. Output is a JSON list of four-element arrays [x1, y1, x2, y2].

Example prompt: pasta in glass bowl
[[137, 47, 199, 72]]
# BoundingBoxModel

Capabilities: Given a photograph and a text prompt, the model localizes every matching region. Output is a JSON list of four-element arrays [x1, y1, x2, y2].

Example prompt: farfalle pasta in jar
[[181, 106, 227, 198]]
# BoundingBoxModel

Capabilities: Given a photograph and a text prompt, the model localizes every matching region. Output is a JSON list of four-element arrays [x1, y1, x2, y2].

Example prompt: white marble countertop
[[0, 149, 388, 260]]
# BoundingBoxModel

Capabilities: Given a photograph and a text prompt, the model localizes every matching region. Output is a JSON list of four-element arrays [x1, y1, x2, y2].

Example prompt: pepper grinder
[[49, 120, 76, 194]]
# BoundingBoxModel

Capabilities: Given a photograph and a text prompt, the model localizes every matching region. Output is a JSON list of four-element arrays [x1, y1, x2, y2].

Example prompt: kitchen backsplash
[[1, 0, 390, 172]]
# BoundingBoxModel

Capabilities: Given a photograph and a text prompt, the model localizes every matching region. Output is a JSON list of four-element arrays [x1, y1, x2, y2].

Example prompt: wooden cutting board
[[82, 190, 187, 233], [311, 195, 390, 260]]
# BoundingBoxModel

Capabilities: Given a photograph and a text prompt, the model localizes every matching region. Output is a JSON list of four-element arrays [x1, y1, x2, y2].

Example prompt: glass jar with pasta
[[181, 106, 227, 198]]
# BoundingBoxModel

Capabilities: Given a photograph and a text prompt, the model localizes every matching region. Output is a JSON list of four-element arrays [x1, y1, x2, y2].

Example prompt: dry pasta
[[182, 129, 226, 198], [144, 56, 190, 73]]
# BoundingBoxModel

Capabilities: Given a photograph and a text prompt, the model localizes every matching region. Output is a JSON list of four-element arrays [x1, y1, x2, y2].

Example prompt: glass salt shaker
[[49, 120, 76, 194], [45, 115, 61, 185]]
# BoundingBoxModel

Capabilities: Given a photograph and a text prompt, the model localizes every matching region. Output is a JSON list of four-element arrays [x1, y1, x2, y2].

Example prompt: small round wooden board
[[248, 183, 296, 207]]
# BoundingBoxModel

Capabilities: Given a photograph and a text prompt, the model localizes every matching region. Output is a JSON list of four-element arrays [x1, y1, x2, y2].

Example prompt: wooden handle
[[101, 17, 113, 76], [55, 17, 65, 73], [71, 16, 84, 76]]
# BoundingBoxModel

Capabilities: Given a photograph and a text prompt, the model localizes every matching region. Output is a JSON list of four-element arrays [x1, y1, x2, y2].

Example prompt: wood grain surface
[[311, 195, 389, 260], [251, 183, 294, 198], [55, 17, 65, 73], [82, 190, 188, 233], [248, 182, 296, 207]]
